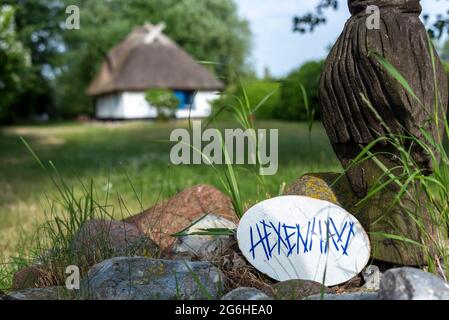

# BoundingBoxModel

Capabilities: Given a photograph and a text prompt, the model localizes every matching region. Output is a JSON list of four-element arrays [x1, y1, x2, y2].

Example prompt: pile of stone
[[5, 182, 449, 301]]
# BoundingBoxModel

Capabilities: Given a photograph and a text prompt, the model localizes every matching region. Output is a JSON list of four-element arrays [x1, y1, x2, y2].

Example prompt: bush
[[145, 89, 180, 120], [212, 60, 323, 122], [239, 80, 281, 119], [276, 60, 324, 121], [212, 80, 281, 120]]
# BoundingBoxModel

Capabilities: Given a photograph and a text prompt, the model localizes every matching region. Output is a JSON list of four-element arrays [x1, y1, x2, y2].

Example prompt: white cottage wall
[[96, 94, 125, 119], [121, 92, 158, 118], [96, 91, 220, 119]]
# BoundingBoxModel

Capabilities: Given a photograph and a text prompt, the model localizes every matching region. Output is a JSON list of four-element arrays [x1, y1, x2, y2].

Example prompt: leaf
[[369, 232, 424, 247], [369, 52, 423, 105], [183, 261, 214, 300], [175, 228, 236, 237], [251, 89, 278, 114], [171, 213, 211, 237]]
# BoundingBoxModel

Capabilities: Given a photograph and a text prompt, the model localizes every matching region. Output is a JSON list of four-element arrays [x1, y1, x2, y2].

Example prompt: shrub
[[145, 89, 180, 120], [276, 60, 324, 121], [212, 80, 281, 120], [238, 80, 281, 119]]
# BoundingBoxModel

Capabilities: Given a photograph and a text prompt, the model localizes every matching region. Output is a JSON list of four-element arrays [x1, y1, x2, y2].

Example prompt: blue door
[[174, 91, 195, 110]]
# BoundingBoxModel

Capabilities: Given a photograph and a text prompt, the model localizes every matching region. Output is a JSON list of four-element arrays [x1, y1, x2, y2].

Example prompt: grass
[[0, 119, 340, 286]]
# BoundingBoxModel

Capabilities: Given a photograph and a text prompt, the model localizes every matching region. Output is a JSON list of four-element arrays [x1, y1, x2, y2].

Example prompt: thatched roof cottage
[[87, 23, 224, 120]]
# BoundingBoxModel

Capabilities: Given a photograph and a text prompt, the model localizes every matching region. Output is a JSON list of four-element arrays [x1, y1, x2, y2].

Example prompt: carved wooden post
[[319, 0, 448, 264]]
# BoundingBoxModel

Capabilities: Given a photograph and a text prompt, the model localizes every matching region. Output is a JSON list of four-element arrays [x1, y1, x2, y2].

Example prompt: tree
[[145, 89, 180, 121], [294, 0, 449, 39], [161, 0, 251, 83], [1, 0, 65, 120], [237, 80, 281, 119], [0, 5, 30, 123], [276, 61, 324, 121]]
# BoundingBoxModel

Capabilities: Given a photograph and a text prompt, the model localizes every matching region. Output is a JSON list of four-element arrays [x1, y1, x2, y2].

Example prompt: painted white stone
[[237, 195, 370, 286]]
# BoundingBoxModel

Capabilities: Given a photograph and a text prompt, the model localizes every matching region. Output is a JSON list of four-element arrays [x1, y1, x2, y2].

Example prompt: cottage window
[[175, 91, 195, 110]]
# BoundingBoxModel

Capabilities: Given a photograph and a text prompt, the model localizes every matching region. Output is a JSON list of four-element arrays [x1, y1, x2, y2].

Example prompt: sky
[[236, 0, 449, 77]]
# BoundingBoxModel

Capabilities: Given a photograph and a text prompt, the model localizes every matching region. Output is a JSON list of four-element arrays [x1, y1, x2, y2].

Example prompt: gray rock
[[306, 292, 379, 300], [82, 257, 224, 300], [168, 252, 195, 261], [172, 214, 236, 260], [5, 287, 75, 300], [0, 292, 16, 300], [362, 265, 382, 291], [272, 279, 333, 300], [379, 267, 449, 300], [221, 288, 272, 300]]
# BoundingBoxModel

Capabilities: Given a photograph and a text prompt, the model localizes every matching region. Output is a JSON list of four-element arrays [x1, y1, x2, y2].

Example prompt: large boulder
[[379, 267, 449, 300], [124, 185, 237, 251], [82, 257, 224, 300], [71, 219, 158, 266], [271, 280, 333, 300], [221, 287, 272, 300], [172, 214, 237, 260]]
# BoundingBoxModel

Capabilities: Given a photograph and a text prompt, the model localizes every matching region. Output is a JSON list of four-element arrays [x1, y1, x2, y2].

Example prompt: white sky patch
[[237, 0, 449, 77]]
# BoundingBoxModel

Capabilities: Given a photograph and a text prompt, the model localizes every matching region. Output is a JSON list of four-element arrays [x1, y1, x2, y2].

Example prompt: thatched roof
[[87, 23, 224, 96]]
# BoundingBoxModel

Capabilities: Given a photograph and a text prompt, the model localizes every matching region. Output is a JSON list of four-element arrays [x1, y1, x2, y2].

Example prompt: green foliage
[[160, 0, 251, 83], [277, 60, 324, 121], [214, 80, 281, 120], [1, 0, 63, 121], [212, 60, 323, 122], [0, 137, 162, 289], [0, 5, 30, 123], [239, 80, 281, 119], [145, 89, 180, 120]]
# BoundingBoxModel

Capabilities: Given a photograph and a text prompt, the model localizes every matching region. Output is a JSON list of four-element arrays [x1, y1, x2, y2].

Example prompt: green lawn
[[0, 120, 341, 261]]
